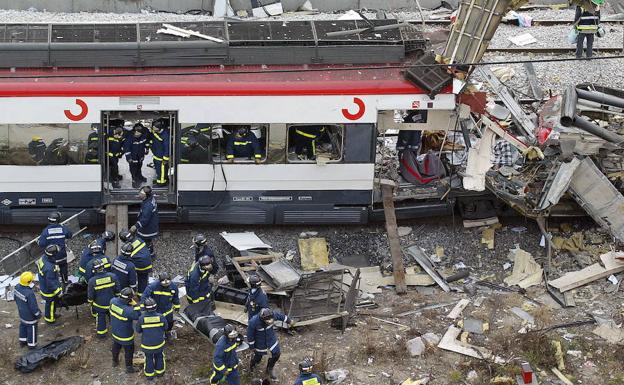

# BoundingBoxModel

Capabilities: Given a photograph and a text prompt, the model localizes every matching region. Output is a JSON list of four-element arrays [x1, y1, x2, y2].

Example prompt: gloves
[[254, 158, 261, 164], [129, 225, 137, 233], [288, 319, 296, 328], [227, 158, 234, 163]]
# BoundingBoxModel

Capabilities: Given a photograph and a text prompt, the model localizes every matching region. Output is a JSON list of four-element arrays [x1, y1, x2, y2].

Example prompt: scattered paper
[[508, 33, 537, 46]]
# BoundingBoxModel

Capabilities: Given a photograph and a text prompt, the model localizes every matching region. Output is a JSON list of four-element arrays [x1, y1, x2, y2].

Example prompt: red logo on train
[[64, 99, 89, 121], [341, 97, 365, 121]]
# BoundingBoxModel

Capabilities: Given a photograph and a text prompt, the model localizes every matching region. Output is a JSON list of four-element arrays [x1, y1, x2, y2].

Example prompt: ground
[[1, 216, 624, 385]]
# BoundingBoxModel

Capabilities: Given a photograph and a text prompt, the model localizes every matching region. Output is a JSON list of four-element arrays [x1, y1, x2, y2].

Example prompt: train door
[[101, 111, 177, 204]]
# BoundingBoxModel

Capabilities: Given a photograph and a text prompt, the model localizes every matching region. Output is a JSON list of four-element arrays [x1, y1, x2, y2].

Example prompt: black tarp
[[15, 336, 84, 373]]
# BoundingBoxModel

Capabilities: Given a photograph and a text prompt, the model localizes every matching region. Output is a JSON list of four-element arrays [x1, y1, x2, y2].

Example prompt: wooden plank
[[294, 312, 349, 327], [551, 368, 574, 385], [463, 217, 499, 228], [381, 183, 407, 294], [549, 252, 624, 292], [438, 325, 491, 359], [447, 298, 470, 319], [523, 62, 543, 100], [215, 301, 248, 326]]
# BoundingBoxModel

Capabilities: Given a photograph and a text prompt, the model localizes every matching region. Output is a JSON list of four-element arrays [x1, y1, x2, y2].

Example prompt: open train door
[[101, 111, 177, 204]]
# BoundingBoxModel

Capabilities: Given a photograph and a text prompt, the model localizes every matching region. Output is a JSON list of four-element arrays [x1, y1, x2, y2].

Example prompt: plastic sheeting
[[15, 336, 84, 373]]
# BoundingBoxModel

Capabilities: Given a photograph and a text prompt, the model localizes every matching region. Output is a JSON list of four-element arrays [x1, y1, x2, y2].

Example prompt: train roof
[[0, 65, 450, 97]]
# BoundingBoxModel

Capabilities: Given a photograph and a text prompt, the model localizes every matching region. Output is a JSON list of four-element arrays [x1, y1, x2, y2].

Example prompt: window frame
[[285, 124, 345, 164]]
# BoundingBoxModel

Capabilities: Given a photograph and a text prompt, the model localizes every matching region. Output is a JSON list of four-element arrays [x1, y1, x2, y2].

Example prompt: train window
[[180, 123, 269, 164], [0, 125, 8, 165], [286, 125, 344, 163], [8, 124, 70, 165], [68, 123, 97, 164]]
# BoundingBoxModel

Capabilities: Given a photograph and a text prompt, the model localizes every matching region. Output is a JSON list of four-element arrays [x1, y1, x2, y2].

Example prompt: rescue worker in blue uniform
[[210, 324, 242, 385], [192, 234, 215, 262], [108, 127, 125, 189], [28, 136, 46, 164], [247, 308, 294, 380], [245, 275, 268, 322], [142, 273, 180, 334], [87, 259, 120, 338], [124, 123, 149, 188], [185, 255, 216, 305], [150, 119, 170, 187], [130, 186, 159, 261], [38, 211, 73, 284], [85, 146, 99, 164], [111, 243, 138, 291], [110, 287, 140, 373], [293, 359, 322, 385], [136, 297, 168, 380], [293, 126, 325, 161], [14, 271, 41, 348], [83, 247, 113, 284], [225, 126, 262, 163], [180, 135, 210, 164], [119, 230, 152, 294], [78, 238, 112, 281], [36, 245, 63, 324]]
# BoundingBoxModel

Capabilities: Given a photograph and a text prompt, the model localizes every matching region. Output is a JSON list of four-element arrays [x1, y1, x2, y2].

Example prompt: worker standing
[[225, 126, 262, 163], [110, 287, 140, 373], [192, 234, 215, 262], [83, 245, 113, 284], [185, 255, 216, 305], [36, 245, 63, 324], [111, 243, 138, 291], [575, 0, 602, 58], [245, 275, 268, 322], [124, 123, 149, 188], [120, 230, 153, 294], [136, 297, 168, 380], [293, 359, 322, 385], [14, 271, 41, 349], [87, 259, 120, 338], [130, 186, 159, 262], [108, 127, 125, 189], [28, 136, 46, 164], [142, 273, 180, 336], [150, 119, 170, 188], [38, 211, 73, 284], [78, 239, 112, 282], [247, 308, 294, 380], [209, 324, 242, 385], [293, 126, 325, 161]]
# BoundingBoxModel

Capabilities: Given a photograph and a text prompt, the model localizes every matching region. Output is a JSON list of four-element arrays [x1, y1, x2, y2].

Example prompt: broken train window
[[287, 124, 344, 163], [181, 123, 268, 164]]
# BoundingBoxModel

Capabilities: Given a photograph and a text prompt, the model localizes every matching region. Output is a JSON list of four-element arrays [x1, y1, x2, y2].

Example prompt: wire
[[2, 54, 624, 79]]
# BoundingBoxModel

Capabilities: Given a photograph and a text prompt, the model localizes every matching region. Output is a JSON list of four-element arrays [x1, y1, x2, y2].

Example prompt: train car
[[0, 65, 462, 225]]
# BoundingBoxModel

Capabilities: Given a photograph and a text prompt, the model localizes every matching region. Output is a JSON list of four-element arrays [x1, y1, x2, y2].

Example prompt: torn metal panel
[[220, 231, 272, 251], [523, 62, 543, 100], [257, 259, 301, 290], [568, 158, 624, 243], [405, 245, 450, 292], [403, 53, 453, 98], [537, 158, 581, 210], [463, 128, 495, 191]]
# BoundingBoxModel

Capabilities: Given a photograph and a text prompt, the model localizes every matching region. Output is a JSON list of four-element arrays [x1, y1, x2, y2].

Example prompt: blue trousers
[[210, 367, 240, 385], [154, 159, 168, 184], [144, 350, 165, 378], [92, 307, 109, 336], [19, 321, 38, 348], [43, 297, 57, 323], [137, 272, 149, 295]]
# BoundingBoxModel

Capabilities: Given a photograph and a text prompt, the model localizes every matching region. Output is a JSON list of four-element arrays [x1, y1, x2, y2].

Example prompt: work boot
[[249, 357, 258, 372], [112, 181, 121, 189], [266, 364, 278, 381], [132, 180, 142, 189], [113, 358, 119, 368], [126, 366, 137, 373], [140, 175, 147, 182], [19, 341, 27, 348]]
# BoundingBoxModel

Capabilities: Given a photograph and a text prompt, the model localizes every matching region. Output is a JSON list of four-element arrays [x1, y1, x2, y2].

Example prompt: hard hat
[[92, 258, 105, 274], [119, 230, 133, 243], [44, 244, 60, 257], [159, 273, 171, 287], [32, 135, 42, 141], [590, 0, 604, 5], [119, 287, 134, 302], [19, 271, 34, 286], [299, 358, 313, 374], [249, 274, 262, 288], [198, 255, 213, 271], [143, 297, 157, 311], [102, 231, 115, 242], [88, 240, 103, 254], [121, 242, 133, 256], [113, 127, 124, 137], [47, 211, 61, 223], [224, 324, 238, 339], [259, 308, 274, 323], [139, 185, 152, 198], [193, 234, 207, 247]]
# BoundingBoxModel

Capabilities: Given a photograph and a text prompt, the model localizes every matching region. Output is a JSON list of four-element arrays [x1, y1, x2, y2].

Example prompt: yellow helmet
[[31, 136, 42, 141], [19, 271, 34, 286]]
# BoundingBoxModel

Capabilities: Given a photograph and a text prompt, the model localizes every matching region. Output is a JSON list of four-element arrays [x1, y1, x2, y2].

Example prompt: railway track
[[409, 19, 624, 26], [486, 47, 624, 54]]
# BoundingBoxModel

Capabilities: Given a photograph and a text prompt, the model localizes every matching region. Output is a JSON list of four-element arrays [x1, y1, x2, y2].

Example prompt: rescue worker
[[85, 146, 99, 164], [42, 137, 68, 165], [27, 136, 46, 164], [293, 126, 325, 161], [36, 245, 63, 324], [210, 324, 242, 385], [130, 185, 159, 261], [225, 126, 262, 163], [136, 297, 168, 380], [247, 308, 294, 380], [180, 135, 210, 164], [110, 287, 140, 373], [192, 233, 214, 262], [87, 124, 100, 149], [14, 271, 41, 349], [111, 243, 138, 291], [87, 258, 120, 338], [124, 123, 149, 188], [185, 255, 216, 305], [108, 127, 125, 189], [293, 359, 322, 385], [78, 238, 112, 281], [245, 275, 268, 322], [83, 245, 113, 284], [119, 230, 152, 294], [150, 119, 170, 187], [38, 211, 73, 284], [575, 0, 602, 58], [142, 273, 180, 334]]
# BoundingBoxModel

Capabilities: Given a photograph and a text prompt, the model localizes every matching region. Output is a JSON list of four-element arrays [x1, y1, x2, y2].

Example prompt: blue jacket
[[213, 335, 239, 372], [109, 297, 141, 346], [14, 284, 41, 324], [83, 255, 112, 283], [294, 373, 322, 385], [245, 288, 269, 320], [111, 255, 138, 290], [226, 132, 262, 160], [135, 311, 168, 352], [247, 311, 288, 353], [142, 281, 180, 317], [185, 263, 212, 303], [194, 245, 215, 262], [78, 244, 109, 278], [107, 136, 124, 159], [150, 129, 170, 161], [38, 224, 73, 263], [123, 132, 148, 162], [36, 255, 61, 298], [87, 272, 120, 313], [130, 237, 152, 273], [135, 196, 159, 240]]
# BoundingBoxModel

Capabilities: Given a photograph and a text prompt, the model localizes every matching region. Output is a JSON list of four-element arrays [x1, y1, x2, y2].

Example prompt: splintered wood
[[549, 251, 624, 292]]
